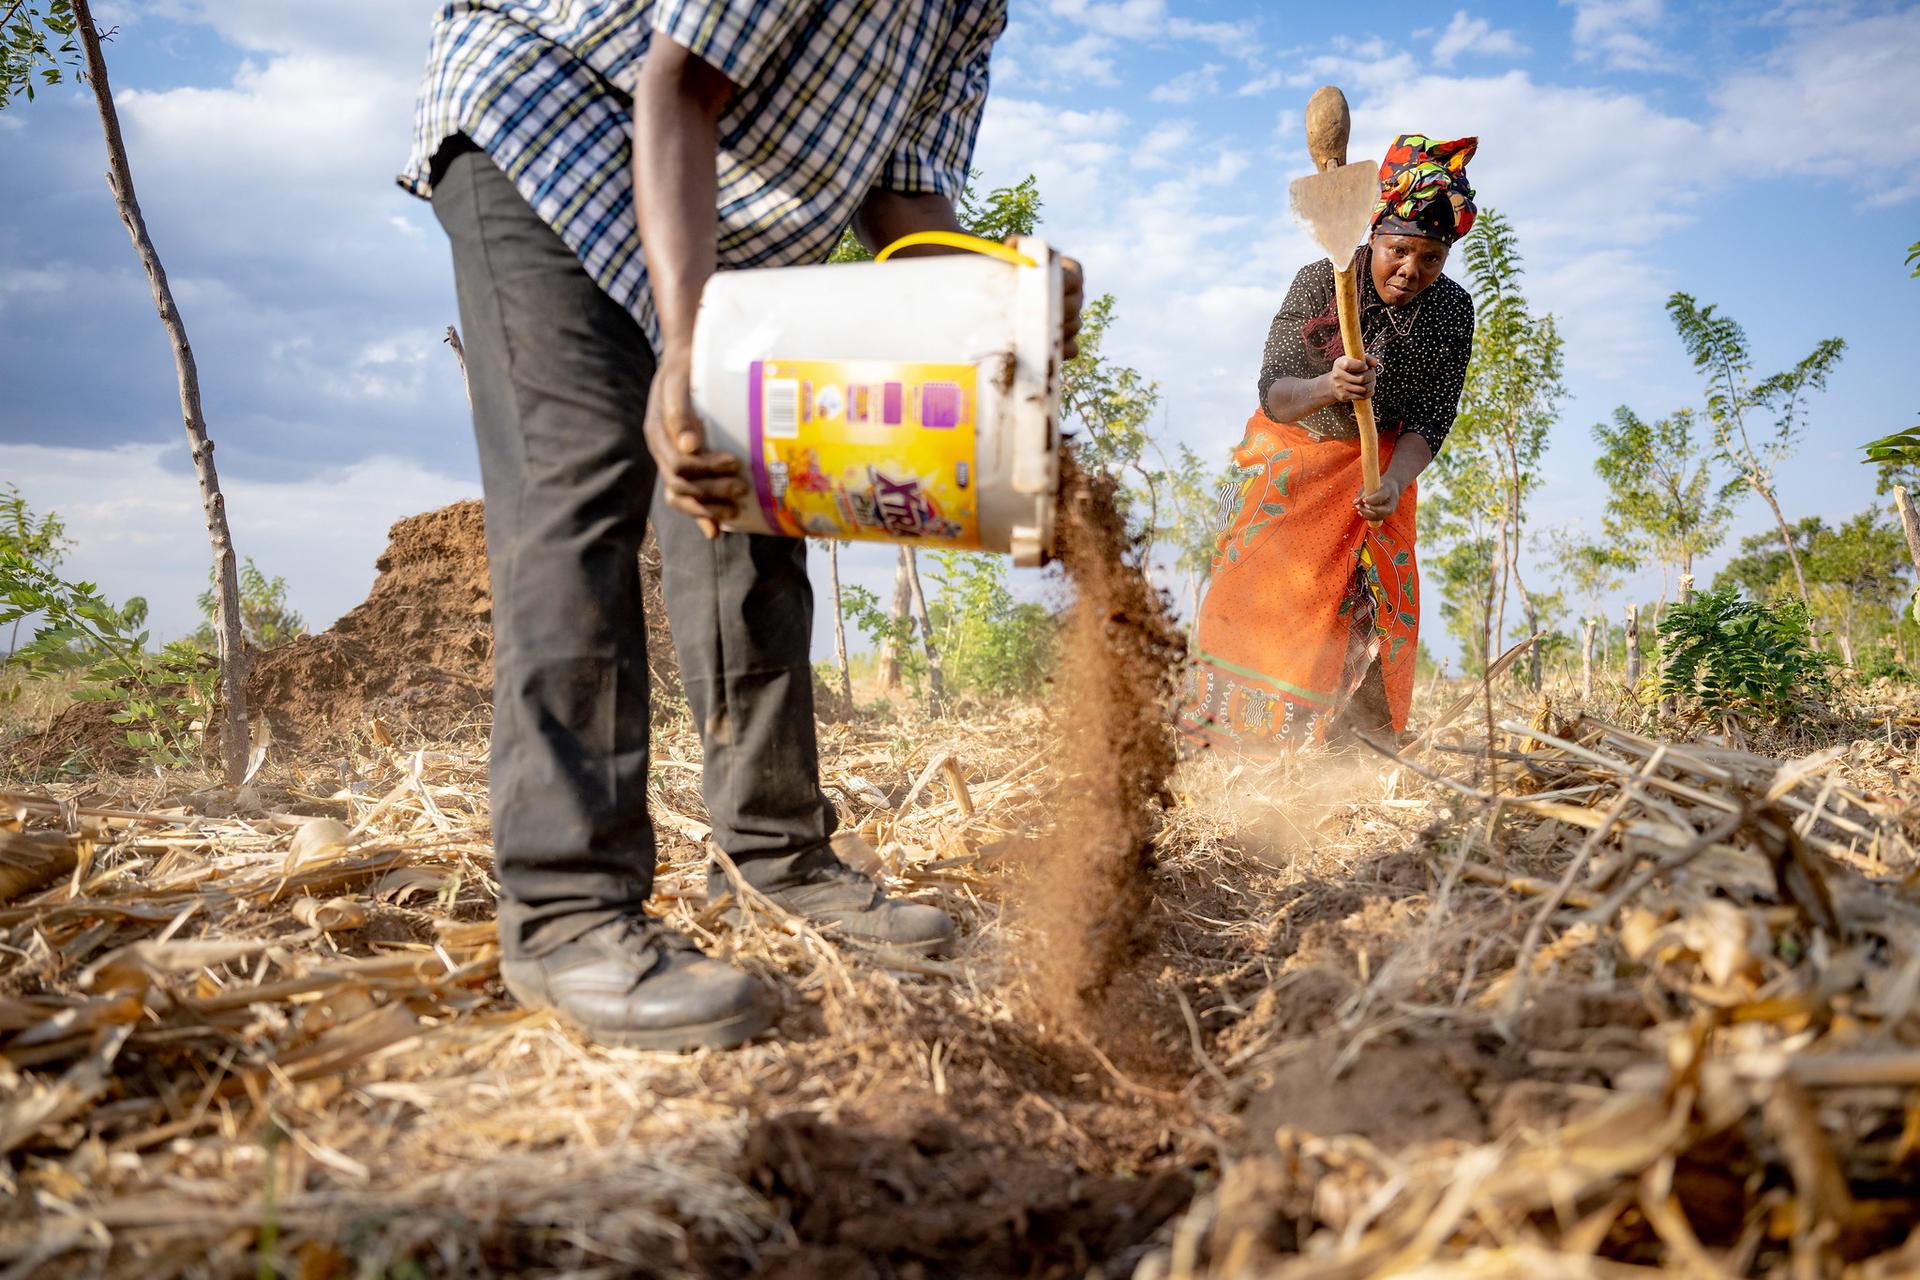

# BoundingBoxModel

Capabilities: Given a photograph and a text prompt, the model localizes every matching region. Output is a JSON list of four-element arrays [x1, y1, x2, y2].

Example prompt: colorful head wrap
[[1372, 134, 1478, 243]]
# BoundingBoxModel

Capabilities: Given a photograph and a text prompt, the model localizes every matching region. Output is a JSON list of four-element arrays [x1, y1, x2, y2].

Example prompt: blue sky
[[2, 0, 1917, 664]]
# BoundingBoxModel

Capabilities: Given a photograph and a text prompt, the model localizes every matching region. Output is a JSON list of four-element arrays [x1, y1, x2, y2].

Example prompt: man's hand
[[1355, 471, 1402, 521], [646, 345, 747, 536], [1326, 354, 1378, 403], [632, 36, 736, 535]]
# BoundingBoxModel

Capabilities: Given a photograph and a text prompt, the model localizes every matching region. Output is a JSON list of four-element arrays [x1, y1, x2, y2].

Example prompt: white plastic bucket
[[690, 234, 1063, 567]]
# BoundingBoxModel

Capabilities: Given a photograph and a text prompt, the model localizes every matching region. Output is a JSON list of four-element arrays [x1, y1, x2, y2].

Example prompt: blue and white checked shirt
[[400, 1, 1007, 348]]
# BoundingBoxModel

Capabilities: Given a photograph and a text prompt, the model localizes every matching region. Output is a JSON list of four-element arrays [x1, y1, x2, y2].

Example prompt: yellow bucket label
[[748, 358, 980, 545]]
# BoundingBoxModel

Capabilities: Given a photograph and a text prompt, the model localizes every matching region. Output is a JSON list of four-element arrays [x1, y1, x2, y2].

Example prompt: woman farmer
[[1178, 134, 1478, 754]]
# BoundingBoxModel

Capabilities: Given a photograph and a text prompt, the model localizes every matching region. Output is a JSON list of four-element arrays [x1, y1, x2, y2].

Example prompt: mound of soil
[[244, 499, 495, 754]]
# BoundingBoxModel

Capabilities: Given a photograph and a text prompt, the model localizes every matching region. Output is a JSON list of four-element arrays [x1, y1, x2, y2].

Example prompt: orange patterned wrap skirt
[[1177, 413, 1420, 755]]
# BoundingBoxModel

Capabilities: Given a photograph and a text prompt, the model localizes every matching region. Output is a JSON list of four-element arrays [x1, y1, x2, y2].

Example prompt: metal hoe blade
[[1288, 160, 1379, 274]]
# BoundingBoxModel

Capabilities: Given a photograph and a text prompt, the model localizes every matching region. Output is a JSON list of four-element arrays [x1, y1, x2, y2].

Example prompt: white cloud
[[1040, 0, 1258, 62], [1149, 63, 1220, 104], [1132, 121, 1195, 170], [0, 266, 67, 307], [1563, 0, 1673, 71], [1236, 69, 1288, 97], [1431, 10, 1528, 66], [1707, 11, 1920, 203], [1019, 30, 1121, 88]]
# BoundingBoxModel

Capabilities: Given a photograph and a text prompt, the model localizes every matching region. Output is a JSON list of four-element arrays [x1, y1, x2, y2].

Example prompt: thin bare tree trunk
[[1581, 617, 1596, 700], [74, 0, 248, 781], [1624, 604, 1641, 693], [1492, 516, 1510, 666], [827, 539, 852, 710], [1511, 561, 1543, 690], [903, 548, 944, 709], [876, 548, 910, 690], [1894, 487, 1920, 582], [1753, 478, 1811, 606]]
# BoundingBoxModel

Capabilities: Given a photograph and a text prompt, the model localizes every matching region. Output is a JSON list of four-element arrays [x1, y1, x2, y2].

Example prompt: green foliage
[[1665, 293, 1843, 592], [0, 482, 69, 568], [1155, 443, 1232, 611], [0, 551, 213, 767], [1908, 239, 1919, 279], [1, 0, 78, 110], [1543, 526, 1635, 615], [957, 174, 1042, 243], [1863, 427, 1920, 496], [1591, 406, 1731, 577], [1853, 646, 1915, 685], [925, 551, 1056, 698], [1718, 510, 1914, 660], [1423, 209, 1564, 669], [190, 557, 305, 653], [1060, 292, 1160, 487], [1, 482, 73, 657], [840, 581, 925, 696], [1715, 517, 1823, 601], [1433, 534, 1494, 674], [1656, 586, 1834, 719]]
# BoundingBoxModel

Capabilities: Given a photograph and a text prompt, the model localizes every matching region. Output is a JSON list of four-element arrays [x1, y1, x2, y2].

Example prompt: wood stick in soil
[[827, 539, 853, 710], [904, 547, 945, 710], [73, 0, 250, 782], [876, 547, 910, 690], [1581, 616, 1597, 700], [1624, 603, 1641, 693], [1895, 486, 1920, 582]]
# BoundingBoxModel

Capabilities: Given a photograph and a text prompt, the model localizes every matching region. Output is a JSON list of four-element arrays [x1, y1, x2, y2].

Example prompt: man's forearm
[[851, 189, 966, 258], [632, 40, 732, 354]]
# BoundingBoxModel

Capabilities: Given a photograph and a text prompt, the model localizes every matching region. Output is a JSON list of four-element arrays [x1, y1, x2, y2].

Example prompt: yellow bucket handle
[[874, 230, 1038, 267]]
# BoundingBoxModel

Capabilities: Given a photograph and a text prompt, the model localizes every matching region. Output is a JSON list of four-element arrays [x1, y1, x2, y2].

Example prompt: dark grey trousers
[[430, 140, 837, 957]]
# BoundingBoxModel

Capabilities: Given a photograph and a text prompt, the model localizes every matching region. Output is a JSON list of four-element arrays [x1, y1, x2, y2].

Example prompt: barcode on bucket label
[[764, 378, 800, 439]]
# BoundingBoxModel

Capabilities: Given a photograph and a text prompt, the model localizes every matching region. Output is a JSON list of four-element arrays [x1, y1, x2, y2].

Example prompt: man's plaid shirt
[[400, 1, 1005, 349]]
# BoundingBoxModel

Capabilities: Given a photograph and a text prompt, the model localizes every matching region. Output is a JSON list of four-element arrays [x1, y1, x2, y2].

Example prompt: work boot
[[500, 916, 773, 1051], [726, 836, 956, 956]]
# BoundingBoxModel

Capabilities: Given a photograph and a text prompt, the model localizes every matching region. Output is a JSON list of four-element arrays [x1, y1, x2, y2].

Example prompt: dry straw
[[3, 675, 1919, 1277]]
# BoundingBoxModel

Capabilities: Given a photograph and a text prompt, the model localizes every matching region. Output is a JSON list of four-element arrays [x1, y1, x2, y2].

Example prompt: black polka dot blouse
[[1256, 244, 1475, 455]]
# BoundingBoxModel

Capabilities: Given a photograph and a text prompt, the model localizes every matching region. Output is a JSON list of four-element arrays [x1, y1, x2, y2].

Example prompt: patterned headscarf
[[1372, 134, 1478, 243]]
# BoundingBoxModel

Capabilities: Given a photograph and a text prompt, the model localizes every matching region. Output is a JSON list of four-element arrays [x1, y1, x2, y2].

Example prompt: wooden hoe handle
[[1305, 85, 1383, 527], [1333, 265, 1384, 526]]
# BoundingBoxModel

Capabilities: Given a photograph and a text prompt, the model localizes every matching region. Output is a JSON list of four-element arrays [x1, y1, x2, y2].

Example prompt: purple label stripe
[[745, 361, 791, 534]]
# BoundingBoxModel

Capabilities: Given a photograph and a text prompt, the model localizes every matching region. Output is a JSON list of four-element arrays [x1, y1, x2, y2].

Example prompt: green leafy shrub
[[1852, 647, 1916, 686], [840, 581, 925, 698], [1, 551, 213, 766], [189, 556, 305, 653], [926, 551, 1057, 700], [1656, 586, 1834, 719]]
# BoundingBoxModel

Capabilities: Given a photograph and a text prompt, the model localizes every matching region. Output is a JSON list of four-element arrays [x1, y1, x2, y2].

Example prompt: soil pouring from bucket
[[1017, 455, 1187, 1043]]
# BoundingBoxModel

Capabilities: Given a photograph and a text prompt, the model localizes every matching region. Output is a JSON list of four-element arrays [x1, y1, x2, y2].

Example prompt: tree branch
[[72, 0, 249, 781]]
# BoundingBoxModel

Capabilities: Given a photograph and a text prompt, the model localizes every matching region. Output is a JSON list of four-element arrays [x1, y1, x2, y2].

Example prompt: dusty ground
[[5, 507, 1920, 1277]]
